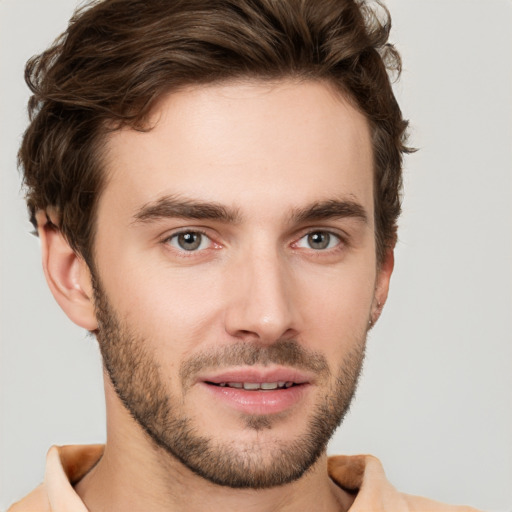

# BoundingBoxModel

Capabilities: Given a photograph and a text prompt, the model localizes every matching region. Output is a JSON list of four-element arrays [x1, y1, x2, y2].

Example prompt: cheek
[[293, 259, 376, 346], [100, 261, 228, 353], [95, 234, 377, 364]]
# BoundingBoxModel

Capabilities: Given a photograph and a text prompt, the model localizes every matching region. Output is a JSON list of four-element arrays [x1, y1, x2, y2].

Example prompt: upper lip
[[197, 366, 314, 385]]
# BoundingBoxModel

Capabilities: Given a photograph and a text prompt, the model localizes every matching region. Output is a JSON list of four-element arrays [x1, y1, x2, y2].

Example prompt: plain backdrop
[[1, 1, 511, 510]]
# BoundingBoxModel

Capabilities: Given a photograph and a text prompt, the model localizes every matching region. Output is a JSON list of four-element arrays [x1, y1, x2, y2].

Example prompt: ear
[[36, 211, 98, 331], [370, 247, 395, 326]]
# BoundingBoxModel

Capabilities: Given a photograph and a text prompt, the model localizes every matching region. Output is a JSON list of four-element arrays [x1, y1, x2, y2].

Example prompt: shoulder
[[7, 484, 50, 512], [328, 454, 482, 512], [7, 444, 104, 512], [402, 493, 481, 512]]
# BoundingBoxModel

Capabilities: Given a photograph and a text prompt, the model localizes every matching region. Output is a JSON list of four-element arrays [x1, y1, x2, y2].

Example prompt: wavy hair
[[20, 0, 412, 265]]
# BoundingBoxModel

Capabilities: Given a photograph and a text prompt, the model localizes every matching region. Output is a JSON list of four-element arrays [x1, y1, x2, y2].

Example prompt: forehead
[[100, 80, 373, 224]]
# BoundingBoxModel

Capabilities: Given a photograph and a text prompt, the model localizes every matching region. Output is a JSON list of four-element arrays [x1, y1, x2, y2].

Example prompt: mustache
[[179, 339, 330, 389]]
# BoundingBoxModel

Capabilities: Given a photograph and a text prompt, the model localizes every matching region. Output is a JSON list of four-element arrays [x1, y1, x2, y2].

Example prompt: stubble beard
[[92, 277, 367, 489]]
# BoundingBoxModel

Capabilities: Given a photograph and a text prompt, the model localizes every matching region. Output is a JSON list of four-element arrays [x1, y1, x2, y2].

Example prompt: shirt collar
[[43, 445, 408, 512]]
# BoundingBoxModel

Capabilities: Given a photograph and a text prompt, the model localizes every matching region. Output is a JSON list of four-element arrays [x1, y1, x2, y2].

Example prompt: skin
[[39, 79, 393, 512]]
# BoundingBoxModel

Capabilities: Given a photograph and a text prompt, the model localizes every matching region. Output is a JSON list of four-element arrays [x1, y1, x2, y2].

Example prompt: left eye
[[296, 231, 341, 250], [167, 231, 211, 251]]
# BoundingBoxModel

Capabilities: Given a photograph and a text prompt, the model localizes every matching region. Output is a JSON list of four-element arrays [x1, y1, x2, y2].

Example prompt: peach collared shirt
[[8, 445, 480, 511]]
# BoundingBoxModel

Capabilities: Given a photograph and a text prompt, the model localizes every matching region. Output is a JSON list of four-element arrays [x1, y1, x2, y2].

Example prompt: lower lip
[[200, 383, 310, 415]]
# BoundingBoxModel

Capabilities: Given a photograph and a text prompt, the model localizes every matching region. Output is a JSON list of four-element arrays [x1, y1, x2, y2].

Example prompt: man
[[7, 0, 482, 510]]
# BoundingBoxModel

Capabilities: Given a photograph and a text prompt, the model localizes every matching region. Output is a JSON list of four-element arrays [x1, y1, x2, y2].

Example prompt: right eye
[[166, 231, 212, 252]]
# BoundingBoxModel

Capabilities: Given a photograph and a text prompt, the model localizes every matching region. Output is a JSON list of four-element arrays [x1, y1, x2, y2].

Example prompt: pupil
[[308, 232, 329, 250], [178, 232, 201, 250]]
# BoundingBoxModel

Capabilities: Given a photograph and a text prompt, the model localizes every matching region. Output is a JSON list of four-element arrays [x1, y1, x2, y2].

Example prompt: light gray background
[[1, 1, 511, 510]]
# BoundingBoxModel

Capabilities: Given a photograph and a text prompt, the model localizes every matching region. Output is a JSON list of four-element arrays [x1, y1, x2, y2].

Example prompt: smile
[[198, 369, 312, 415]]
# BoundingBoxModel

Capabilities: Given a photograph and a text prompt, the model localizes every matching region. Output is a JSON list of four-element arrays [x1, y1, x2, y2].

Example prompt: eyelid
[[161, 227, 220, 254], [295, 230, 342, 250], [292, 227, 348, 247], [158, 226, 349, 256], [160, 224, 214, 240]]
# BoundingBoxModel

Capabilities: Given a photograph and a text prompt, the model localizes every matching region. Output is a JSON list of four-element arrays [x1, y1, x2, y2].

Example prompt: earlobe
[[370, 248, 395, 327], [37, 211, 98, 331]]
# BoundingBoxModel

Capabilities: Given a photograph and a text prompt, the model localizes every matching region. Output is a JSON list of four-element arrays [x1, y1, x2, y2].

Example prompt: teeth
[[214, 382, 295, 390], [243, 382, 260, 390]]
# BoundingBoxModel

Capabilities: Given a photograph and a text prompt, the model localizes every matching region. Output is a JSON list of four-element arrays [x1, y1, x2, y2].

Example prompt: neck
[[75, 379, 354, 512]]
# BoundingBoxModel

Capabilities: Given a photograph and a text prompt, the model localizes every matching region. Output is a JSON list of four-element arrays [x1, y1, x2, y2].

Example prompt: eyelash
[[293, 229, 347, 253], [162, 229, 216, 256], [161, 228, 348, 257]]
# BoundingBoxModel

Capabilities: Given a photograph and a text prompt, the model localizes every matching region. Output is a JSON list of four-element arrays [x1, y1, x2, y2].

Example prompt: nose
[[224, 247, 299, 344]]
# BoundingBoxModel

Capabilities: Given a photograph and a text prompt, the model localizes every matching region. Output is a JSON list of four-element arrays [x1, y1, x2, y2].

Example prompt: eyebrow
[[290, 198, 368, 225], [132, 195, 241, 224], [132, 194, 368, 227]]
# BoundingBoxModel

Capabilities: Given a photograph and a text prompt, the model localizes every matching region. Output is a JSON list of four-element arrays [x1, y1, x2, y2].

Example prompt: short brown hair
[[20, 0, 411, 265]]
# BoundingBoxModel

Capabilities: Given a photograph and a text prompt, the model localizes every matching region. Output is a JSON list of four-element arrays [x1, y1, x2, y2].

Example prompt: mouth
[[199, 366, 312, 389], [197, 368, 312, 415], [206, 381, 299, 390]]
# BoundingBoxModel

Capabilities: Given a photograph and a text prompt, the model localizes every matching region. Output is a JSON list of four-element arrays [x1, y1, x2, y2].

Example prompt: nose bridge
[[224, 240, 296, 342]]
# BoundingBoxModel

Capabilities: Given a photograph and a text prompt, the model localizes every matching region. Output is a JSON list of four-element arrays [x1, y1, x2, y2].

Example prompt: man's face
[[91, 80, 388, 488]]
